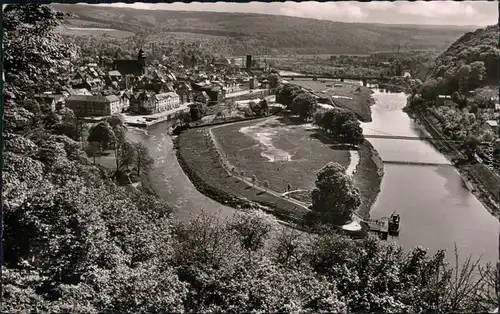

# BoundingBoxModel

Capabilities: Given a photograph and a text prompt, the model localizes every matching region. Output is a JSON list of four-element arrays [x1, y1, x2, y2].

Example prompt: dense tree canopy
[[310, 162, 361, 225], [276, 83, 303, 109], [291, 92, 318, 121], [315, 108, 364, 145]]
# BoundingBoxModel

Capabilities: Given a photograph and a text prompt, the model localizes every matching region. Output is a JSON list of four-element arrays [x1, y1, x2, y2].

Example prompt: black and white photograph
[[2, 1, 500, 312]]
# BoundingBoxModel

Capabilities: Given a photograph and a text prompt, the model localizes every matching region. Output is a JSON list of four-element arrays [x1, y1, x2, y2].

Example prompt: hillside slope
[[52, 4, 475, 55], [426, 25, 499, 83]]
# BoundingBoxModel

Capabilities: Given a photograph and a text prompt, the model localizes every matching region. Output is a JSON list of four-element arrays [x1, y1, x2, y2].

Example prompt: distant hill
[[426, 25, 499, 83], [52, 4, 476, 56]]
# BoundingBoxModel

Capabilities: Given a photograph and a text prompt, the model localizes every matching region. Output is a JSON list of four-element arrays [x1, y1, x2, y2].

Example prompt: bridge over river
[[364, 134, 487, 145], [382, 160, 452, 166], [280, 74, 390, 86]]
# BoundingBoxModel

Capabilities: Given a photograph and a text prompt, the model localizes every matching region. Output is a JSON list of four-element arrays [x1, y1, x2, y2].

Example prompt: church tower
[[137, 48, 147, 75], [138, 48, 146, 66]]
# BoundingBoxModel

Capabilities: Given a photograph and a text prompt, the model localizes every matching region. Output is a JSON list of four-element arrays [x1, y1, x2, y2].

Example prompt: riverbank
[[81, 104, 190, 128], [289, 79, 383, 217], [407, 108, 500, 221], [353, 140, 385, 219]]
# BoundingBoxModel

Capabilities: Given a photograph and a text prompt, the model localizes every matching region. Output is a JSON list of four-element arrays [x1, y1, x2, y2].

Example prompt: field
[[211, 116, 351, 203], [177, 126, 310, 223], [56, 25, 135, 38], [165, 31, 231, 40], [292, 79, 375, 122]]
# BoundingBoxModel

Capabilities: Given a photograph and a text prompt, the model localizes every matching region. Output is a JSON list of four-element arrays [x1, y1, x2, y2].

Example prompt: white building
[[485, 119, 499, 134], [155, 92, 180, 112]]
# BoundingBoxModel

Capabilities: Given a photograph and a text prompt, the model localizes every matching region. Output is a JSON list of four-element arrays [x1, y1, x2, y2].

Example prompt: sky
[[93, 1, 498, 26]]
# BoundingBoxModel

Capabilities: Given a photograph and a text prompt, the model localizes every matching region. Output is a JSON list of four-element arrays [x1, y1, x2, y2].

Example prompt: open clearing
[[211, 116, 351, 203]]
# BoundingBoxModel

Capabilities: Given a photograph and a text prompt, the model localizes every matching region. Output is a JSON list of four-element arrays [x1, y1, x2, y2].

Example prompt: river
[[127, 82, 498, 265], [126, 122, 237, 222], [363, 89, 499, 264]]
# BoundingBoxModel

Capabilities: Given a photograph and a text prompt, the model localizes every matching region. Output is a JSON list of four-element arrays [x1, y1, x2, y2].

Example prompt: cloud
[[365, 2, 396, 11], [397, 1, 478, 18], [279, 2, 367, 21]]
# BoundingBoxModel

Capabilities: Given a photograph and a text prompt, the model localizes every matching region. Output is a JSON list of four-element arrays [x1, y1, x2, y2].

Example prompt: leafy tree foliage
[[228, 211, 273, 254], [469, 61, 487, 90], [87, 121, 116, 150], [315, 108, 364, 145], [310, 162, 361, 225], [276, 83, 303, 109], [418, 25, 498, 102], [190, 103, 205, 121], [133, 142, 155, 177], [4, 4, 78, 95], [291, 92, 318, 121], [268, 73, 280, 88], [464, 135, 480, 161], [119, 140, 137, 170], [85, 141, 103, 164]]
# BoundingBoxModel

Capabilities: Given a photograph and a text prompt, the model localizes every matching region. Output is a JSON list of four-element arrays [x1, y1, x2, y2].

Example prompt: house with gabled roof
[[193, 90, 210, 105], [176, 82, 194, 104], [34, 94, 66, 111], [108, 70, 122, 82]]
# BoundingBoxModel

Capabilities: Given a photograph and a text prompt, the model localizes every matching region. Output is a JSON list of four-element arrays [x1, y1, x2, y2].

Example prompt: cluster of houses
[[435, 94, 500, 139], [34, 49, 272, 118]]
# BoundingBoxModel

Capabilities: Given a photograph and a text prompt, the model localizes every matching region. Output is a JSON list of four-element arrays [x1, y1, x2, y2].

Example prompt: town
[[3, 3, 500, 314], [33, 48, 277, 127]]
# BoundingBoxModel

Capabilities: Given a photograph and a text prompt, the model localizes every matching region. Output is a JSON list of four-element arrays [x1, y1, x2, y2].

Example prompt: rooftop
[[486, 120, 498, 127], [155, 92, 179, 101], [67, 94, 120, 103], [109, 70, 122, 77]]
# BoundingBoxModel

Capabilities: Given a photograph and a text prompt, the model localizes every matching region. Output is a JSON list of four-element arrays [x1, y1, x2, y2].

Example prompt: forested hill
[[51, 3, 475, 55], [425, 24, 499, 84]]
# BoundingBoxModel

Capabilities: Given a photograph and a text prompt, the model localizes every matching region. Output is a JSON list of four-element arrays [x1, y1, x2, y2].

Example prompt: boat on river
[[359, 212, 401, 239], [388, 212, 401, 235]]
